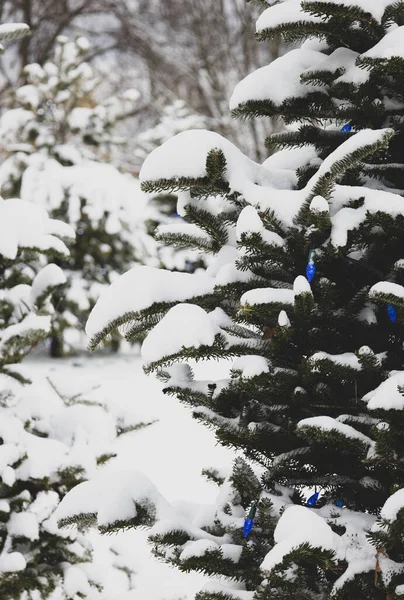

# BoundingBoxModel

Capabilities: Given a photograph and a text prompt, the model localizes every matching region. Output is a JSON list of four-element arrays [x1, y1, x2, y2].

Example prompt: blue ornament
[[307, 491, 319, 507], [336, 498, 344, 508], [173, 211, 181, 218], [306, 261, 316, 283], [341, 123, 352, 132], [243, 501, 258, 538], [243, 518, 254, 538], [387, 304, 397, 323]]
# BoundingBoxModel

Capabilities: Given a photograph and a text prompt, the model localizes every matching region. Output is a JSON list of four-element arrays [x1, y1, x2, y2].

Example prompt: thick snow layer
[[180, 539, 219, 560], [307, 129, 392, 199], [236, 205, 284, 247], [232, 355, 270, 378], [310, 195, 329, 213], [141, 129, 256, 182], [141, 128, 383, 232], [55, 469, 173, 528], [364, 371, 404, 411], [8, 512, 39, 541], [331, 185, 404, 247], [261, 505, 341, 572], [262, 145, 317, 172], [278, 310, 291, 327], [63, 566, 90, 597], [294, 275, 312, 295], [241, 287, 294, 307], [297, 416, 373, 446], [256, 0, 322, 34], [236, 206, 263, 237], [364, 26, 404, 60], [140, 129, 281, 194], [0, 23, 30, 41], [30, 264, 66, 304], [0, 198, 70, 259], [380, 489, 404, 522], [141, 304, 220, 364], [308, 351, 361, 370], [0, 552, 26, 573], [230, 49, 324, 110], [86, 266, 214, 340], [313, 47, 358, 74], [370, 281, 404, 300]]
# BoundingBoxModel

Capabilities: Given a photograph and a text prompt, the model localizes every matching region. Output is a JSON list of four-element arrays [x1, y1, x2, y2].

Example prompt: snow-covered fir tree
[[57, 1, 404, 598], [0, 35, 156, 356], [0, 196, 141, 598], [0, 197, 86, 598]]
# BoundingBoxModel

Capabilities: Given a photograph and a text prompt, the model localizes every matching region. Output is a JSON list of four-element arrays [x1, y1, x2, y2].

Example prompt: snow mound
[[364, 371, 404, 411], [230, 49, 323, 110], [261, 505, 341, 572], [0, 198, 72, 260], [55, 469, 173, 529], [141, 304, 220, 364], [256, 0, 322, 35], [86, 266, 214, 342], [380, 489, 404, 522], [30, 264, 66, 304], [241, 287, 294, 307], [297, 416, 373, 446], [232, 355, 270, 378]]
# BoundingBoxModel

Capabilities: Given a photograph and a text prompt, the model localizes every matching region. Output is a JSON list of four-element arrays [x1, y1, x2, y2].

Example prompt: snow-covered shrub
[[0, 36, 157, 355]]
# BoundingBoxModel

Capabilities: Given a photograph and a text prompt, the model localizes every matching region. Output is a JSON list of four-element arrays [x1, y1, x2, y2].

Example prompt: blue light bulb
[[387, 304, 397, 323], [243, 518, 254, 538], [341, 123, 352, 132], [306, 261, 316, 283], [336, 498, 344, 508], [306, 491, 319, 507]]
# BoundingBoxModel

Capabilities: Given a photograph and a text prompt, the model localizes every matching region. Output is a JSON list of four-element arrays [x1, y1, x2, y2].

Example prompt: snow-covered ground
[[24, 349, 236, 599]]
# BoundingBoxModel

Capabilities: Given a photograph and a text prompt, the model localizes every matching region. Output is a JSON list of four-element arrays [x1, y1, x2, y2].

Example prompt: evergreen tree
[[0, 35, 156, 356], [0, 197, 139, 598], [58, 1, 404, 598]]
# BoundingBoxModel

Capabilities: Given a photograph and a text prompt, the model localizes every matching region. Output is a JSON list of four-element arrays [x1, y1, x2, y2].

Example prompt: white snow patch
[[380, 489, 404, 522], [141, 304, 220, 364], [261, 505, 341, 572], [294, 275, 312, 295], [297, 416, 373, 446], [232, 355, 270, 378], [0, 552, 26, 573], [370, 281, 404, 300], [310, 195, 329, 213], [8, 512, 39, 541], [230, 49, 324, 109], [86, 266, 214, 341], [364, 371, 404, 411], [256, 0, 322, 34], [241, 287, 294, 307], [30, 264, 66, 304], [55, 469, 173, 528]]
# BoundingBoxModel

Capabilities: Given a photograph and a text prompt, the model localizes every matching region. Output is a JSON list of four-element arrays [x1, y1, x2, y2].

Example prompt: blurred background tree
[[0, 0, 280, 166]]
